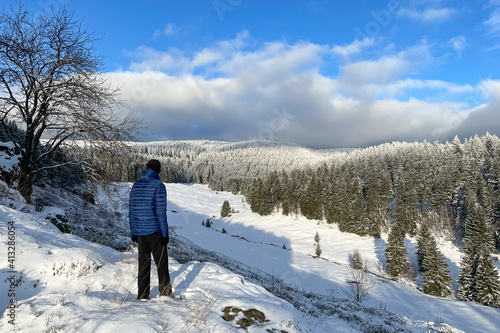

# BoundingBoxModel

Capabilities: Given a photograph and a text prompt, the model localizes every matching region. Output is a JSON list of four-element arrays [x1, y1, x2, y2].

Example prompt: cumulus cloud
[[337, 40, 435, 99], [110, 34, 492, 148], [454, 80, 500, 138]]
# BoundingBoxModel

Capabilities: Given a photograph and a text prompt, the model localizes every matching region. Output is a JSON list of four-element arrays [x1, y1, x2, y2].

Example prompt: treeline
[[243, 134, 500, 249], [79, 139, 348, 191]]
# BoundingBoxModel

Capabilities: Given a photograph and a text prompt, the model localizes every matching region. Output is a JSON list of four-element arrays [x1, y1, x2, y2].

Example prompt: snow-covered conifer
[[350, 249, 364, 271], [385, 223, 410, 278], [421, 237, 452, 298], [475, 254, 500, 307], [416, 223, 433, 272], [458, 189, 500, 306]]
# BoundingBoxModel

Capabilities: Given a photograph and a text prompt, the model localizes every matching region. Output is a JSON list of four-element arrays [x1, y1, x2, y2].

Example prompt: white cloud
[[482, 2, 500, 52], [127, 31, 251, 74], [478, 79, 500, 99], [448, 36, 467, 55], [338, 41, 434, 99], [126, 46, 189, 73], [154, 23, 177, 37], [163, 23, 176, 35], [484, 7, 500, 35], [454, 79, 500, 138], [360, 79, 474, 99], [332, 38, 375, 59], [217, 41, 327, 80], [111, 35, 493, 148], [397, 7, 458, 22], [341, 57, 410, 85]]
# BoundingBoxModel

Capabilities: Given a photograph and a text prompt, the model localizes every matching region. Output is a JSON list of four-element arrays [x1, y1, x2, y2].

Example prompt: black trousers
[[137, 231, 171, 299]]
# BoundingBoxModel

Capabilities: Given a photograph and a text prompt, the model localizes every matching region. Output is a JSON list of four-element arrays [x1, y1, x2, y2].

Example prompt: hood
[[139, 168, 160, 181]]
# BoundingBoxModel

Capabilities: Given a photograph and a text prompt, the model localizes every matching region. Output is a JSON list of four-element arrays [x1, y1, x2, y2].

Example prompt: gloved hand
[[131, 235, 138, 243], [161, 236, 169, 246]]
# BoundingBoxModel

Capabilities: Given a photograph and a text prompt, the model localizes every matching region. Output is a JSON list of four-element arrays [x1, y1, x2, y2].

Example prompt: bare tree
[[0, 3, 140, 201], [344, 256, 375, 303]]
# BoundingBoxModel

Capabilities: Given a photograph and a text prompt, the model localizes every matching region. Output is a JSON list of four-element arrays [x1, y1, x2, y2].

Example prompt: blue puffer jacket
[[129, 168, 168, 237]]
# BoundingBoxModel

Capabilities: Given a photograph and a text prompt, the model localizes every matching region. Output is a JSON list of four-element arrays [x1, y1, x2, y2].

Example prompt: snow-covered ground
[[1, 182, 500, 332], [164, 184, 500, 333], [0, 199, 326, 332]]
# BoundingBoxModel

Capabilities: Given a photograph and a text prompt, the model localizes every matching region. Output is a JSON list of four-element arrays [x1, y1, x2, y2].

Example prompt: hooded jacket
[[129, 168, 168, 237]]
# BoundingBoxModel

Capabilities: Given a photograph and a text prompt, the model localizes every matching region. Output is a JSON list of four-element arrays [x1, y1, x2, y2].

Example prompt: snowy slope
[[1, 182, 499, 332], [162, 183, 500, 333], [0, 195, 327, 332]]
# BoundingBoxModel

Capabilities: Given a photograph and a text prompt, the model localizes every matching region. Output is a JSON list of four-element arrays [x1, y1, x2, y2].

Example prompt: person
[[129, 159, 172, 299]]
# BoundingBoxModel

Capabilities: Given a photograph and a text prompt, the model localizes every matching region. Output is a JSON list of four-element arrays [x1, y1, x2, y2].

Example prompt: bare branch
[[0, 2, 141, 201]]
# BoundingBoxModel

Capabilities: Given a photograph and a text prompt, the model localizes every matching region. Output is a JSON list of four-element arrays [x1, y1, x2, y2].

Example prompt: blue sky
[[8, 0, 500, 148]]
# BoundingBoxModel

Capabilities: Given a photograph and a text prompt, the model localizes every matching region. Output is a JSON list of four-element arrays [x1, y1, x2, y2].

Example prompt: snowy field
[[1, 182, 500, 332], [164, 184, 500, 333]]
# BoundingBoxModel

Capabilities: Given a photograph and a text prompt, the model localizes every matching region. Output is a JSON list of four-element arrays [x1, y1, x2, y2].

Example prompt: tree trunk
[[18, 163, 33, 203], [18, 121, 36, 203]]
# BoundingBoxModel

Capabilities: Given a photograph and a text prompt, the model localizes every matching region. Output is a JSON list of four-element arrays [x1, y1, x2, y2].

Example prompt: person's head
[[146, 159, 161, 174]]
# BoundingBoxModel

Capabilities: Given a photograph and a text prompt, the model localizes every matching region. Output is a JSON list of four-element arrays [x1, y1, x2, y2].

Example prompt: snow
[[0, 202, 316, 332], [1, 181, 500, 332], [0, 141, 20, 173], [163, 184, 500, 333]]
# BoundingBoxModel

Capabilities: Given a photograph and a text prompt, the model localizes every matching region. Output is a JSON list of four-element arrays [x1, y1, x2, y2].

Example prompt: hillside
[[95, 139, 352, 189], [2, 180, 500, 332]]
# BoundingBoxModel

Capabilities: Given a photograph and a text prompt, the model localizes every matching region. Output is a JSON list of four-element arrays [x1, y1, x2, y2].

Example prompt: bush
[[48, 215, 71, 233]]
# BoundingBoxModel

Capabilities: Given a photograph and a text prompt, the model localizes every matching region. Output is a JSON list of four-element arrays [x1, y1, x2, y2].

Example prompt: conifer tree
[[266, 171, 282, 212], [280, 171, 291, 216], [249, 178, 272, 216], [458, 194, 483, 302], [338, 167, 358, 233], [457, 189, 500, 306], [394, 164, 419, 236], [288, 169, 302, 217], [385, 223, 410, 278], [457, 250, 477, 302], [350, 175, 368, 236], [314, 231, 322, 257], [421, 237, 452, 298], [248, 178, 262, 214], [221, 200, 231, 217], [416, 223, 433, 272], [475, 254, 500, 307], [261, 175, 275, 215], [315, 243, 322, 258], [300, 173, 323, 220], [351, 249, 364, 271], [314, 231, 321, 244], [324, 165, 342, 224]]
